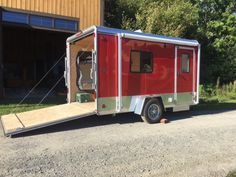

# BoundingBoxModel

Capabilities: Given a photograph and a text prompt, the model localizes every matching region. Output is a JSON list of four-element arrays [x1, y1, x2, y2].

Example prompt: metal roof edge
[[96, 26, 199, 46], [66, 26, 199, 47]]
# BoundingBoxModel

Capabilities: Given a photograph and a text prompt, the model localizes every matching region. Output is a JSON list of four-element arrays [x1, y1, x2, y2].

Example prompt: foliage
[[200, 80, 236, 103], [104, 0, 142, 28], [131, 0, 198, 38], [195, 0, 236, 83]]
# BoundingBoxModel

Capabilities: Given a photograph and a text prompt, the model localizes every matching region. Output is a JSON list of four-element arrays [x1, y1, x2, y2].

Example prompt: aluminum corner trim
[[196, 44, 201, 104], [117, 33, 123, 112], [66, 41, 71, 103], [174, 46, 177, 101], [66, 26, 96, 43]]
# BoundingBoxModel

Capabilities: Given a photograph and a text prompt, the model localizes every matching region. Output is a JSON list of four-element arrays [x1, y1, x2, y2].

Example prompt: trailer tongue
[[1, 102, 96, 137]]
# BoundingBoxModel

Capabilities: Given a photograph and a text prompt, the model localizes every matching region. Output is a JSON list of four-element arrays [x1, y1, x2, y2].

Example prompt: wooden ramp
[[0, 102, 96, 137]]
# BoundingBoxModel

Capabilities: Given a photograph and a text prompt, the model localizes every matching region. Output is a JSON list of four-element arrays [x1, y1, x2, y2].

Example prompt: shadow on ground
[[10, 102, 236, 138], [11, 113, 142, 138], [167, 102, 236, 121]]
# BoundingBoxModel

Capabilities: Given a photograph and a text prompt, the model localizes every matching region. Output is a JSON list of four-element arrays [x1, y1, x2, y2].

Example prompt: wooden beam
[[0, 8, 4, 98], [100, 0, 104, 25]]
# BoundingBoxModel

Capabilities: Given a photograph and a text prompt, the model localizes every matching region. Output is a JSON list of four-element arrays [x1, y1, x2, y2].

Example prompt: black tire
[[141, 98, 164, 124]]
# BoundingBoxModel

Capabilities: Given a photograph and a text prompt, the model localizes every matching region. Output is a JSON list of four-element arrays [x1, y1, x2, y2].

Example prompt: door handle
[[177, 71, 180, 76]]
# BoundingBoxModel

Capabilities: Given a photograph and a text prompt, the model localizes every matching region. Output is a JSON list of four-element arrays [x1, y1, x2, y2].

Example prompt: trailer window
[[130, 51, 153, 73], [181, 54, 190, 73]]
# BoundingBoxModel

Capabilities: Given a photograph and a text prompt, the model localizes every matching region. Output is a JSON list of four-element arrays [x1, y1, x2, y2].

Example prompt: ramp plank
[[1, 102, 95, 136], [1, 114, 24, 135]]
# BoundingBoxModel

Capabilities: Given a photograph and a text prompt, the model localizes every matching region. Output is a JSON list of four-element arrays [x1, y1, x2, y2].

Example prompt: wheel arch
[[133, 96, 165, 115]]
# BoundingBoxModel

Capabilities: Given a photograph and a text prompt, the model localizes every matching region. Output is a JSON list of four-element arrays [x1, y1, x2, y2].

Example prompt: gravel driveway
[[0, 109, 236, 177]]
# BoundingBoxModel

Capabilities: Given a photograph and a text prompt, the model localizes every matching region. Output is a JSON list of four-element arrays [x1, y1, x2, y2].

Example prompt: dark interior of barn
[[2, 25, 72, 98]]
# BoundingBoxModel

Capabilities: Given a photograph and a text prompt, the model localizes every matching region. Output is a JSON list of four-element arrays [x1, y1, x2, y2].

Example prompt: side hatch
[[66, 33, 96, 104]]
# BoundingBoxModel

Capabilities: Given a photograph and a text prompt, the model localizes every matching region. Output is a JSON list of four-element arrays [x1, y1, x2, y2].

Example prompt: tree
[[104, 0, 121, 28], [204, 12, 236, 83], [105, 0, 199, 38], [104, 0, 142, 28], [194, 0, 236, 83], [120, 0, 199, 38]]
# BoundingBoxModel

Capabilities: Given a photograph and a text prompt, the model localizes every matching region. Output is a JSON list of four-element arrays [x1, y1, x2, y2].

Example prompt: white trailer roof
[[97, 26, 199, 46]]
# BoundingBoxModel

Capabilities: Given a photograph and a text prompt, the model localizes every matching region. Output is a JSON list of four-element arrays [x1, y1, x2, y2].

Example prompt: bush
[[200, 80, 236, 103]]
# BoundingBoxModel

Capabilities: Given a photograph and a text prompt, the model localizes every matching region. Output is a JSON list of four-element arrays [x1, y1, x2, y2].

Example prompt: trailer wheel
[[141, 98, 163, 124]]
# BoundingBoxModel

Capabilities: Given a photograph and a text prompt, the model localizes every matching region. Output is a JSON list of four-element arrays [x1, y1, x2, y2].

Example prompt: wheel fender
[[131, 96, 146, 115]]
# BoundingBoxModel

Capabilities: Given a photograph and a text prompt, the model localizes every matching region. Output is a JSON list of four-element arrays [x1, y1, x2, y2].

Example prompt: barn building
[[0, 0, 104, 98]]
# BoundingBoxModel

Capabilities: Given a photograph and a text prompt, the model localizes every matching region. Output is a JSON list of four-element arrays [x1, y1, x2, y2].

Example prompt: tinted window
[[2, 11, 28, 24], [55, 19, 78, 31], [30, 15, 53, 28], [2, 10, 78, 32], [130, 51, 153, 73], [181, 54, 190, 73]]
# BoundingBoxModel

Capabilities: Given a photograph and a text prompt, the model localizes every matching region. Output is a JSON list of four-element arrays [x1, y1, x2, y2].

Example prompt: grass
[[0, 96, 66, 116], [193, 80, 236, 111], [200, 80, 236, 103], [192, 98, 236, 111]]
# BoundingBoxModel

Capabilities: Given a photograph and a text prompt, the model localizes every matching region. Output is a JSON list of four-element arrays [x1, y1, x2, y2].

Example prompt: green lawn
[[192, 98, 236, 111], [0, 96, 66, 116]]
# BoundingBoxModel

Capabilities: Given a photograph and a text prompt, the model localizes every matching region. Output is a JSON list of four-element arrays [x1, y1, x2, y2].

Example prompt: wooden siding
[[0, 0, 104, 29]]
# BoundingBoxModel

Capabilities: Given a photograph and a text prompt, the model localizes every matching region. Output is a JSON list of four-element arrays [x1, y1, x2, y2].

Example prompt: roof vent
[[134, 29, 143, 33]]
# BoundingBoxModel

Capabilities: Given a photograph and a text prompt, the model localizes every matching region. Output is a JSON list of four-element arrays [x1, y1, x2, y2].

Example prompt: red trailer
[[65, 26, 200, 122], [1, 26, 200, 136]]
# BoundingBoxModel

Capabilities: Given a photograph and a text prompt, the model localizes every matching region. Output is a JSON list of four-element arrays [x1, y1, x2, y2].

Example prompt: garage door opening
[[2, 25, 72, 98]]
